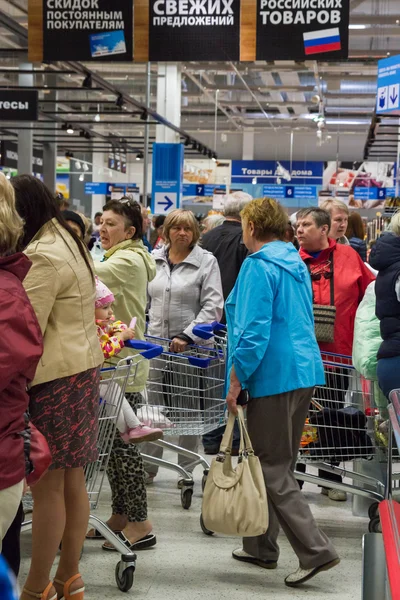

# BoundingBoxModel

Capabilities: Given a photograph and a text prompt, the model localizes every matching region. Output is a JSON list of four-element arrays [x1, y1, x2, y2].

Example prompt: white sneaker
[[232, 548, 277, 569], [285, 558, 340, 587], [321, 488, 347, 502]]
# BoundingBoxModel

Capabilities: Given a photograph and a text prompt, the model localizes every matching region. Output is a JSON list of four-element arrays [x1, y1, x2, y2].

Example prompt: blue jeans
[[377, 356, 400, 399], [202, 422, 240, 451]]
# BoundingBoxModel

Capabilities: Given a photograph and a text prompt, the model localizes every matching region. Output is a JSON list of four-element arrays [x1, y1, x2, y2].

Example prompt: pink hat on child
[[95, 276, 115, 308]]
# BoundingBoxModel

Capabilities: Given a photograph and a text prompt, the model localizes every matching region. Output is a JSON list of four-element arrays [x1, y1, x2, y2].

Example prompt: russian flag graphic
[[303, 28, 341, 56]]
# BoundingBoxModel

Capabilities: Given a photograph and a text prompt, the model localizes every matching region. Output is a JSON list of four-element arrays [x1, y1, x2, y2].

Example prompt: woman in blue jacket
[[225, 198, 339, 588]]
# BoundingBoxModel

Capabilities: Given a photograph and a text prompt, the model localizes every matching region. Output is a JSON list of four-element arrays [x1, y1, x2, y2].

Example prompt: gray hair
[[203, 214, 225, 231], [297, 207, 331, 230], [320, 198, 349, 216], [224, 191, 253, 219]]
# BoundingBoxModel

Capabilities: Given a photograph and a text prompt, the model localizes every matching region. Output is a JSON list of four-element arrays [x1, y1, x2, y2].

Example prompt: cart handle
[[192, 322, 226, 340], [124, 339, 164, 359]]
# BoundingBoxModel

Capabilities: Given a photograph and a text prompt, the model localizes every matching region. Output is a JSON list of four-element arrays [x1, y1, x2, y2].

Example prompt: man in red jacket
[[296, 207, 375, 501]]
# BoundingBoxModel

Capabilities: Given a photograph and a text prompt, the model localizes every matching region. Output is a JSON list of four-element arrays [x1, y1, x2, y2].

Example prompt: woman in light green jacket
[[88, 199, 158, 551]]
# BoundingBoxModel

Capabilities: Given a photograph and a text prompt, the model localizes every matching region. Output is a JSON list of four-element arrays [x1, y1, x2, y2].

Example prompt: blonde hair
[[0, 173, 23, 256], [163, 209, 200, 246], [320, 198, 349, 216], [390, 211, 400, 236], [241, 198, 288, 241]]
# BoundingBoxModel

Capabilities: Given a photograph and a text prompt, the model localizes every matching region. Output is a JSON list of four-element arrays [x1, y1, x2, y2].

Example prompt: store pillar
[[17, 63, 33, 174], [156, 64, 181, 143], [242, 132, 254, 160], [43, 74, 57, 191]]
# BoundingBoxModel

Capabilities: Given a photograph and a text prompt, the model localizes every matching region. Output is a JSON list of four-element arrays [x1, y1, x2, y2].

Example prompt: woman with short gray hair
[[145, 209, 224, 481]]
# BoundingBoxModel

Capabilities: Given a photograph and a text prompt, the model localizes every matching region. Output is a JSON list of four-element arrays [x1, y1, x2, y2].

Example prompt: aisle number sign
[[377, 54, 400, 114]]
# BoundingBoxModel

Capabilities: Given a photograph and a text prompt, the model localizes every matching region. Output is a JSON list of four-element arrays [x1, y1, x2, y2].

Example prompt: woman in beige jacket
[[12, 176, 103, 600]]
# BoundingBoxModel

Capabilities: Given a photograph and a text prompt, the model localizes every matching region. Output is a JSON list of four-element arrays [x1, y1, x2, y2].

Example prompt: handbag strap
[[306, 251, 335, 307], [219, 406, 255, 456]]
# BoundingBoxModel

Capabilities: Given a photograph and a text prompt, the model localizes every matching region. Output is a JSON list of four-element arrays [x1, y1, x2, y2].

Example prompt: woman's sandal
[[53, 574, 85, 600], [85, 528, 121, 540], [22, 582, 57, 600]]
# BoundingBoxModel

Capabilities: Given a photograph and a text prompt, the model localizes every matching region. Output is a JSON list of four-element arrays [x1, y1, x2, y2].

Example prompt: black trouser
[[2, 502, 23, 576], [297, 368, 350, 489]]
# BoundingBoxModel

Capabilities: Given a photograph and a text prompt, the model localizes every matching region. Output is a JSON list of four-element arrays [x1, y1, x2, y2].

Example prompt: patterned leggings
[[106, 392, 147, 522]]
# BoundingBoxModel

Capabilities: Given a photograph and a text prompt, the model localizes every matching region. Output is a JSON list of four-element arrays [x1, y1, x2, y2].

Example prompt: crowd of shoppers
[[1, 177, 391, 594]]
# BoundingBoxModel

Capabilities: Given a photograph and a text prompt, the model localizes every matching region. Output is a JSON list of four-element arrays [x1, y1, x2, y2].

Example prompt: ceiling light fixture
[[82, 73, 92, 89], [136, 151, 144, 161], [67, 124, 74, 134], [83, 162, 89, 172], [79, 173, 84, 182], [140, 110, 148, 121], [349, 24, 367, 30], [184, 138, 191, 147], [75, 160, 81, 170], [94, 113, 101, 122], [212, 152, 217, 162]]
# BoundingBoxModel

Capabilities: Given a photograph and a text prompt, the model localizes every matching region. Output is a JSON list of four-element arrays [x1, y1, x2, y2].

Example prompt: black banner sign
[[0, 90, 38, 121], [148, 0, 241, 61], [256, 0, 349, 60], [0, 141, 43, 174], [43, 0, 133, 61]]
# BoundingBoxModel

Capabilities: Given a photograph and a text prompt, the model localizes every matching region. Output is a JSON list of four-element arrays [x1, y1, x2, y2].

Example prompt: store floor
[[20, 452, 370, 600]]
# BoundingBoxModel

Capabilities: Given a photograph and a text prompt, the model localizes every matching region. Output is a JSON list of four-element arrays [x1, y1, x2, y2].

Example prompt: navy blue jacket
[[370, 234, 400, 359], [349, 237, 367, 262]]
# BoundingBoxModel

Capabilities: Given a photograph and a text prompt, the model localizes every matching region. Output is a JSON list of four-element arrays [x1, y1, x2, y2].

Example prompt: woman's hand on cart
[[170, 337, 189, 353]]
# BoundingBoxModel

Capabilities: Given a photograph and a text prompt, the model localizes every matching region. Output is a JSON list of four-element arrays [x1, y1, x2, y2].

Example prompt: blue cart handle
[[192, 322, 226, 340], [125, 339, 163, 359]]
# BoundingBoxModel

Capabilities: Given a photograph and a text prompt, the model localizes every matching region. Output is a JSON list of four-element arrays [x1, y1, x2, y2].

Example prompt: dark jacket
[[0, 253, 43, 492], [201, 220, 248, 321], [349, 237, 367, 262], [370, 234, 400, 359]]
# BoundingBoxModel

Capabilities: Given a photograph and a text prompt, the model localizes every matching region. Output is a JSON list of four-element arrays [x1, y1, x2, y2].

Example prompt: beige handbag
[[202, 406, 268, 537]]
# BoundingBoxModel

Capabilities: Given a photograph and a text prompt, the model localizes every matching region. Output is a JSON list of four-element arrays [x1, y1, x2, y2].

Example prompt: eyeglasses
[[309, 260, 333, 281], [119, 195, 138, 207], [310, 271, 333, 281]]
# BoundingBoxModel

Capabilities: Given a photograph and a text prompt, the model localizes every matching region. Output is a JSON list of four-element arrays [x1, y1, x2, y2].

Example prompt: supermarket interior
[[0, 0, 400, 599]]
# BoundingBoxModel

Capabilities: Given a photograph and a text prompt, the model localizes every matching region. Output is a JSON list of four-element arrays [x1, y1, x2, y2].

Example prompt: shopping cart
[[139, 334, 226, 509], [296, 351, 400, 532], [22, 339, 163, 593]]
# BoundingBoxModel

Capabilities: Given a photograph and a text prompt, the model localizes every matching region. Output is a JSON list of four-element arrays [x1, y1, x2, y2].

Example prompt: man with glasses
[[296, 208, 374, 501]]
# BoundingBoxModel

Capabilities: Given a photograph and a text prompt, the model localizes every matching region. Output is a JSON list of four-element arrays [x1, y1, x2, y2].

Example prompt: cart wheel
[[368, 502, 380, 520], [201, 474, 208, 493], [115, 562, 135, 592], [200, 514, 214, 536], [368, 516, 382, 534], [181, 488, 193, 509]]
